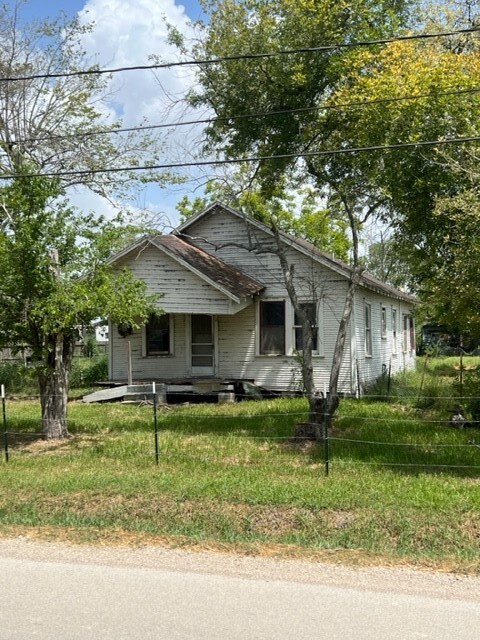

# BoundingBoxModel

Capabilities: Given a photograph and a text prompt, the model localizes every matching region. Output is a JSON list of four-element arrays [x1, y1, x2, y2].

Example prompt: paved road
[[0, 539, 479, 639]]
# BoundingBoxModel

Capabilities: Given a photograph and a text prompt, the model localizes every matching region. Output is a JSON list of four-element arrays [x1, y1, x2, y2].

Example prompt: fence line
[[329, 437, 478, 448], [330, 460, 480, 470], [2, 387, 480, 474]]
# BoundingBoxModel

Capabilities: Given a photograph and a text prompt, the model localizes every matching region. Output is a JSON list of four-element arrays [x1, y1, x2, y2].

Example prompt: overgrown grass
[[0, 358, 479, 572], [0, 356, 107, 396]]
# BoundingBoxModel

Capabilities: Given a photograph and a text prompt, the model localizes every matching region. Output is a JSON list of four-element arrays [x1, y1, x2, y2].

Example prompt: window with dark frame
[[294, 303, 318, 352], [381, 306, 387, 339], [392, 308, 397, 354], [409, 315, 415, 352], [260, 301, 285, 355], [403, 314, 408, 352], [365, 303, 372, 356], [146, 313, 170, 356]]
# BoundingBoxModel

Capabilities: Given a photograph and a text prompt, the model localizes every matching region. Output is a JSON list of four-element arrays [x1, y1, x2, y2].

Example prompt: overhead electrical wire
[[7, 86, 480, 146], [1, 134, 480, 180], [0, 26, 478, 83], [0, 25, 478, 179]]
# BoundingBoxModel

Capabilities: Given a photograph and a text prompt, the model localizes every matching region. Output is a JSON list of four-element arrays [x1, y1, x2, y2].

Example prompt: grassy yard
[[0, 357, 479, 573]]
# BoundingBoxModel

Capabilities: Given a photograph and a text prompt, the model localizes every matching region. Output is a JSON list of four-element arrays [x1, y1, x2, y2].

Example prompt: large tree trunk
[[326, 266, 362, 418], [37, 332, 74, 440]]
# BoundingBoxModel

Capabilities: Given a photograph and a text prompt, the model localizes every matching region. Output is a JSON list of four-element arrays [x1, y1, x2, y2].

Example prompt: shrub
[[70, 356, 108, 388], [0, 361, 35, 393]]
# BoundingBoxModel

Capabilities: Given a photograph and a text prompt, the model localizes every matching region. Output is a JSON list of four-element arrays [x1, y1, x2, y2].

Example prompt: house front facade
[[109, 203, 416, 395]]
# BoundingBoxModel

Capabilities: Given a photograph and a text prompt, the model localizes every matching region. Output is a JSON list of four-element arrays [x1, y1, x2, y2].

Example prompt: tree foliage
[[189, 1, 480, 345], [327, 29, 480, 336], [0, 3, 166, 438], [414, 185, 480, 339], [0, 170, 157, 438], [362, 234, 412, 290], [0, 2, 165, 199]]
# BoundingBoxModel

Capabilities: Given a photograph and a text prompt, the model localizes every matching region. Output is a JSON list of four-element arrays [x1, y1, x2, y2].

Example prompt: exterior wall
[[110, 314, 188, 381], [110, 206, 415, 393], [215, 299, 352, 393], [353, 287, 416, 393], [182, 210, 355, 393], [115, 244, 236, 315]]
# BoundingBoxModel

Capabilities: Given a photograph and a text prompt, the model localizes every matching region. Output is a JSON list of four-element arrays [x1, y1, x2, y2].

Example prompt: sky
[[8, 0, 210, 229]]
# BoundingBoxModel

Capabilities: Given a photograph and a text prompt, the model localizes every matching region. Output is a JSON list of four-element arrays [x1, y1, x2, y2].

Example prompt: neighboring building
[[108, 202, 417, 395]]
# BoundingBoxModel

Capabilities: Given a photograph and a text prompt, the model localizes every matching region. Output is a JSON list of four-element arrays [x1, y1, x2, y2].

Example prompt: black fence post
[[153, 382, 159, 465], [323, 405, 330, 477], [2, 384, 8, 463]]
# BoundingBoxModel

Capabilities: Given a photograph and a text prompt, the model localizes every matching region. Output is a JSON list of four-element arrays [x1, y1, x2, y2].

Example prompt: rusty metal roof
[[149, 235, 264, 302]]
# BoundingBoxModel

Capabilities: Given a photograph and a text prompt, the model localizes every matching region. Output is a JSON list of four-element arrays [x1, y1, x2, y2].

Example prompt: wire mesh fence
[[2, 381, 480, 475]]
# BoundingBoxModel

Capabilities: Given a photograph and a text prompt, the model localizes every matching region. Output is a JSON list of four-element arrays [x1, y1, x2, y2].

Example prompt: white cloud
[[78, 0, 198, 129], [70, 0, 210, 225]]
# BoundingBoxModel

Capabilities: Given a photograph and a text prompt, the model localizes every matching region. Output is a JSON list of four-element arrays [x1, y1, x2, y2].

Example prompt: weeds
[[0, 357, 479, 571]]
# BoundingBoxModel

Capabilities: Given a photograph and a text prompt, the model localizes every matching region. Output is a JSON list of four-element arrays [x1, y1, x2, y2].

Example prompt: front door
[[190, 314, 215, 376]]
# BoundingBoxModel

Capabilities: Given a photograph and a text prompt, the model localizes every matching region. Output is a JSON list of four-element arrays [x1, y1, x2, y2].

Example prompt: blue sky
[[13, 0, 205, 22], [7, 0, 210, 229]]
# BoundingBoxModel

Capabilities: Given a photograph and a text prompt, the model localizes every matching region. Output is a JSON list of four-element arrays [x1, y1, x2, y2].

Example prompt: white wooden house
[[108, 202, 417, 395]]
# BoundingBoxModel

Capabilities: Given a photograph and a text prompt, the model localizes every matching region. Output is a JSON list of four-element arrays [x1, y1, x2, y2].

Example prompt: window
[[392, 308, 397, 354], [402, 315, 415, 353], [365, 303, 372, 356], [403, 314, 408, 352], [146, 313, 171, 355], [294, 303, 318, 352], [381, 306, 387, 339], [260, 301, 285, 355], [409, 315, 415, 352]]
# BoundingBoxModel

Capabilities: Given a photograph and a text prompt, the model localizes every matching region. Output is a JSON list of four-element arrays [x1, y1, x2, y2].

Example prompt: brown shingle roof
[[150, 235, 264, 302]]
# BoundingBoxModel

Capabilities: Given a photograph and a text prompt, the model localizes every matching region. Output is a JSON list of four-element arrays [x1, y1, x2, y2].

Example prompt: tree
[[177, 177, 350, 260], [319, 31, 480, 335], [180, 0, 416, 421], [413, 185, 480, 340], [181, 1, 480, 423], [362, 233, 412, 290], [0, 3, 165, 199], [0, 170, 157, 439], [177, 174, 351, 422], [0, 4, 166, 439]]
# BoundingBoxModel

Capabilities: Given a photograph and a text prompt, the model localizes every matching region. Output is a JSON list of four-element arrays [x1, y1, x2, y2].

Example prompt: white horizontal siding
[[115, 245, 234, 315], [354, 287, 416, 392], [216, 295, 354, 394], [110, 314, 187, 381]]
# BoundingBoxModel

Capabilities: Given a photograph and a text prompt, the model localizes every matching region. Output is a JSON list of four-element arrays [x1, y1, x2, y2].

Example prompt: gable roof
[[176, 201, 418, 304], [151, 235, 264, 301], [111, 233, 264, 304]]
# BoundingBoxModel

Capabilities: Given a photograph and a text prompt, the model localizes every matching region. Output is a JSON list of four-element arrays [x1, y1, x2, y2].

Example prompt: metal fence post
[[2, 384, 8, 463], [323, 405, 330, 477], [152, 382, 159, 465]]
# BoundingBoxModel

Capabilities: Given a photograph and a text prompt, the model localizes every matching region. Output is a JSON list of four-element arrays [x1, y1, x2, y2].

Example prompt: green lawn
[[1, 360, 479, 573]]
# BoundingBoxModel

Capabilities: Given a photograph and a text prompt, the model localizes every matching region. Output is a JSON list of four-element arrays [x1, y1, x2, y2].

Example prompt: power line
[[1, 134, 479, 180], [8, 86, 480, 147], [1, 26, 478, 83]]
